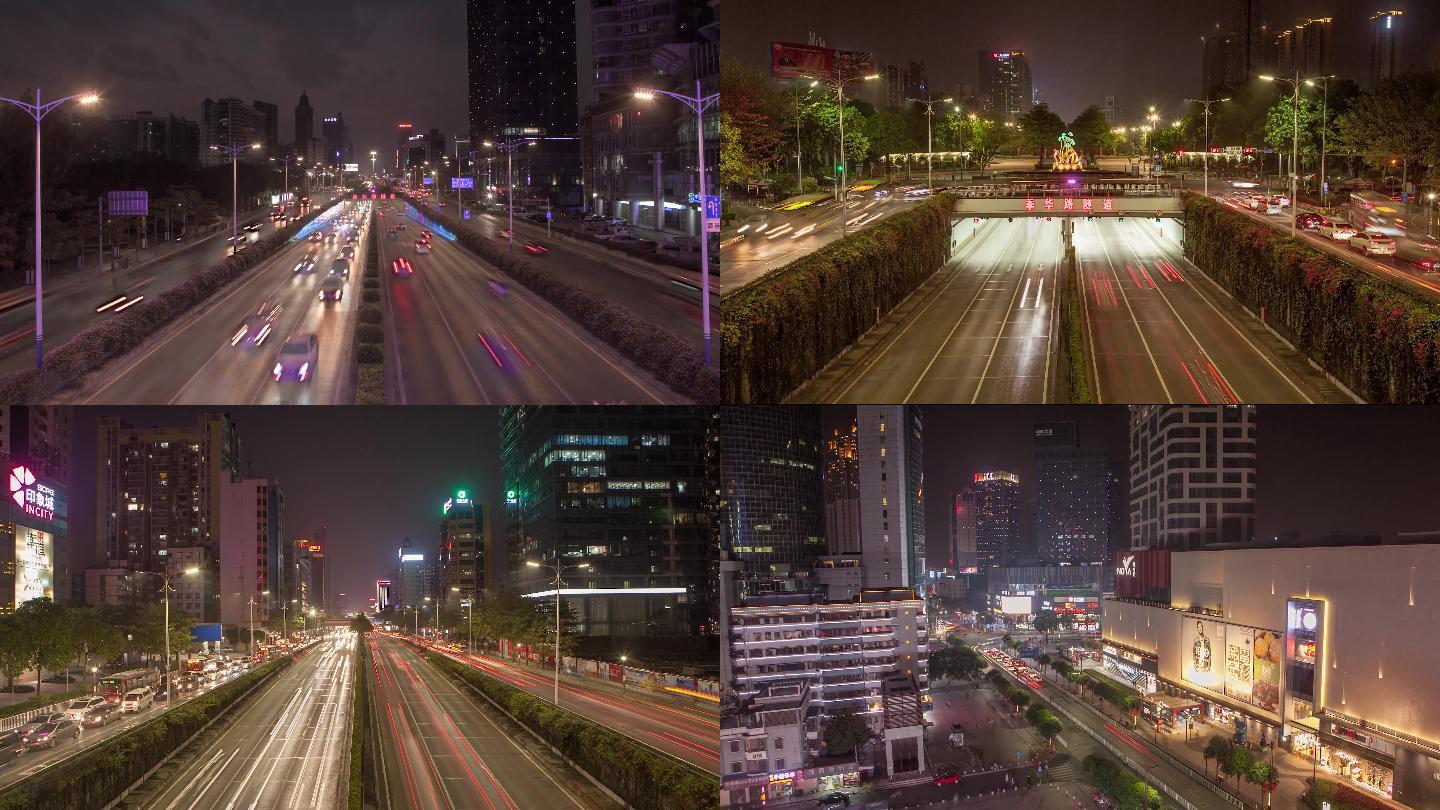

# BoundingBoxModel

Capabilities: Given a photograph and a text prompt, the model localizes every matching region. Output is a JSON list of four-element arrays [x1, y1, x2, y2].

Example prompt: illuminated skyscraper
[[971, 471, 1020, 568], [857, 406, 924, 588], [978, 50, 1032, 120], [823, 420, 860, 555]]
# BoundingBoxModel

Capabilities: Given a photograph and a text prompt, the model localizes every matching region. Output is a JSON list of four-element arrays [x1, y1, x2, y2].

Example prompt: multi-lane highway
[[67, 199, 370, 404], [131, 633, 353, 809], [377, 202, 679, 404], [414, 637, 719, 773], [722, 182, 928, 291], [789, 216, 1349, 403], [369, 634, 614, 810]]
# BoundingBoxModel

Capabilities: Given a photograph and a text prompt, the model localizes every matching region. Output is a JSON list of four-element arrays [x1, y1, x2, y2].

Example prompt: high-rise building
[[0, 457, 67, 611], [1370, 10, 1404, 86], [467, 0, 583, 208], [501, 406, 714, 636], [166, 546, 210, 622], [200, 98, 269, 168], [579, 0, 718, 230], [218, 477, 280, 632], [395, 537, 431, 611], [280, 538, 314, 623], [1034, 422, 1113, 564], [294, 90, 314, 162], [823, 421, 860, 555], [437, 490, 486, 611], [103, 111, 199, 168], [375, 579, 392, 613], [1201, 29, 1248, 94], [901, 60, 928, 101], [252, 100, 279, 156], [946, 488, 977, 573], [971, 472, 1020, 567], [95, 413, 240, 593], [857, 406, 924, 589], [720, 406, 825, 587], [978, 50, 1032, 120], [1129, 406, 1256, 551], [307, 539, 326, 615], [0, 406, 70, 482], [321, 114, 349, 164]]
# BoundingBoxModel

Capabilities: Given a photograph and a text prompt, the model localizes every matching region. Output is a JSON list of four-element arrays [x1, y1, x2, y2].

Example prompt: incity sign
[[9, 465, 55, 523]]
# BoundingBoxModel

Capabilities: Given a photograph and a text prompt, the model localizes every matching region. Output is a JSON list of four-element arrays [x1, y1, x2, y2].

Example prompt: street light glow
[[79, 94, 100, 104]]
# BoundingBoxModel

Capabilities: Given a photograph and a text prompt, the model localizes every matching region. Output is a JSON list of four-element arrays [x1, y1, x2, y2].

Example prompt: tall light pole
[[525, 559, 590, 706], [907, 96, 954, 191], [270, 155, 302, 215], [1304, 75, 1336, 207], [482, 138, 536, 254], [144, 566, 199, 698], [210, 141, 263, 253], [453, 138, 470, 213], [1428, 192, 1436, 237], [1260, 71, 1302, 234], [0, 88, 100, 370], [1185, 97, 1230, 198], [807, 71, 880, 236], [635, 83, 721, 368], [370, 150, 377, 179]]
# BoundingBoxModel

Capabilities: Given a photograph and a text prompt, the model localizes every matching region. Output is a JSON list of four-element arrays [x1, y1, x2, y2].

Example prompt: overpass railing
[[952, 182, 1175, 199]]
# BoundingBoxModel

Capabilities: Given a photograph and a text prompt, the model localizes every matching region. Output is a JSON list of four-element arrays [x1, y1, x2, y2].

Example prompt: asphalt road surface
[[790, 217, 1347, 403], [369, 634, 613, 810], [377, 202, 680, 404], [415, 637, 719, 772], [68, 199, 369, 404], [136, 634, 354, 810]]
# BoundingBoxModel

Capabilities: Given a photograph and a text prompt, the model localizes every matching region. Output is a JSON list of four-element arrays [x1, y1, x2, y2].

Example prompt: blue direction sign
[[463, 209, 472, 220], [450, 176, 474, 189], [703, 195, 721, 233], [108, 190, 149, 216], [422, 176, 433, 185]]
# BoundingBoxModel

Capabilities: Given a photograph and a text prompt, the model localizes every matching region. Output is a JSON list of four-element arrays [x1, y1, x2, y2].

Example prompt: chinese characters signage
[[9, 465, 55, 523], [14, 525, 52, 606]]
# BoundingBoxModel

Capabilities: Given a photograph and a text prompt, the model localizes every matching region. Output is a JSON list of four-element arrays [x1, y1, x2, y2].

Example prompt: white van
[[121, 689, 153, 713]]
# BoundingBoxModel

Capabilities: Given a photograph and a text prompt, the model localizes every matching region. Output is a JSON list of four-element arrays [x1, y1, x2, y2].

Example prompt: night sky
[[1, 1, 595, 158], [727, 0, 1440, 123], [69, 407, 503, 615], [822, 406, 1440, 563]]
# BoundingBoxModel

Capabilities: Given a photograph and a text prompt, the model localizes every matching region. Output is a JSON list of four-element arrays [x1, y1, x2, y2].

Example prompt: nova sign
[[1116, 554, 1136, 578], [9, 466, 55, 522]]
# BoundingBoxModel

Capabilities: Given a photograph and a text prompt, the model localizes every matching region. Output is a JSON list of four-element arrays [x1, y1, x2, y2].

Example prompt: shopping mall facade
[[1101, 541, 1440, 809]]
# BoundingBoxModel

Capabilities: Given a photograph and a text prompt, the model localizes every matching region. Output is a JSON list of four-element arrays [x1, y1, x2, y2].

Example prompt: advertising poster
[[1249, 629, 1282, 711], [1224, 626, 1254, 703], [14, 525, 52, 606], [833, 49, 876, 75], [771, 41, 832, 79], [1182, 618, 1222, 689]]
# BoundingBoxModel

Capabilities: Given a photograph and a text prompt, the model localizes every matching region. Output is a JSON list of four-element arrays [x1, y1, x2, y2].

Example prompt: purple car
[[272, 334, 318, 382]]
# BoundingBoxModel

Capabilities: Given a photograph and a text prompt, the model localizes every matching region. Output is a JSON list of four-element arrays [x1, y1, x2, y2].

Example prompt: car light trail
[[96, 296, 127, 313], [477, 333, 504, 367], [501, 334, 531, 367], [114, 296, 144, 312]]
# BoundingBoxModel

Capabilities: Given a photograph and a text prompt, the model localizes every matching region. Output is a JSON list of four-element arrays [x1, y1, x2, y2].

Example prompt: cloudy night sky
[[68, 407, 503, 614], [0, 1, 595, 156], [728, 0, 1440, 122], [823, 406, 1440, 563]]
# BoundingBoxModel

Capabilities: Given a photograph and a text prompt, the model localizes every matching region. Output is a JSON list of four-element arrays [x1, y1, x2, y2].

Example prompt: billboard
[[770, 41, 832, 79], [1181, 618, 1222, 689], [108, 190, 149, 217], [190, 623, 224, 643], [1000, 595, 1032, 615], [450, 177, 475, 189], [1224, 625, 1281, 712], [14, 525, 52, 606], [834, 49, 876, 75], [343, 163, 360, 172]]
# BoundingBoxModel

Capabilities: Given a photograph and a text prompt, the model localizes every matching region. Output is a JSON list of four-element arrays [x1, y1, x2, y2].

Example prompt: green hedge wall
[[424, 651, 718, 810], [1083, 753, 1162, 810], [353, 212, 384, 405], [0, 656, 292, 810], [720, 193, 955, 402], [350, 635, 370, 810], [1182, 195, 1440, 402]]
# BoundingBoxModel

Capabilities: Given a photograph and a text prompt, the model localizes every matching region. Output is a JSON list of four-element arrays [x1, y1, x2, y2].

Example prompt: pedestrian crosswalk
[[1041, 760, 1081, 783]]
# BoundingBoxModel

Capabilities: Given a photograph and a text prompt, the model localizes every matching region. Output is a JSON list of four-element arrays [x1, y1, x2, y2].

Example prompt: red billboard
[[771, 41, 832, 79], [1113, 549, 1170, 600]]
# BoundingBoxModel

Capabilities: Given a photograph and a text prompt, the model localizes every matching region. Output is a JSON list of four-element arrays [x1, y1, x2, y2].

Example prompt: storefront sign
[[9, 465, 55, 523], [14, 525, 52, 606]]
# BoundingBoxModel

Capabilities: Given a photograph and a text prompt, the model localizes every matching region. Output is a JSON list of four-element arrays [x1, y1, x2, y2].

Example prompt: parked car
[[816, 793, 851, 808], [934, 768, 962, 786], [1350, 230, 1397, 256]]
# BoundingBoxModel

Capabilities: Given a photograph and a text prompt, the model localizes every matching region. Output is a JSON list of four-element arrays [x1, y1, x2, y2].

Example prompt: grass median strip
[[423, 649, 718, 810]]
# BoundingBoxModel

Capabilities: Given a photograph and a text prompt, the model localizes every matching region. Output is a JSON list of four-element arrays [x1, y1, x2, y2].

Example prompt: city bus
[[97, 668, 158, 703], [1347, 191, 1409, 236]]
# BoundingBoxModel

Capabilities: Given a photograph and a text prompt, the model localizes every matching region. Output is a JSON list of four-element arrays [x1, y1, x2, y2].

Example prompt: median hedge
[[0, 655, 293, 810], [0, 203, 337, 403], [407, 199, 717, 403], [1183, 195, 1440, 402], [1083, 753, 1162, 810], [424, 650, 718, 810], [350, 635, 371, 810], [353, 213, 384, 405], [720, 192, 955, 402], [1061, 245, 1092, 403]]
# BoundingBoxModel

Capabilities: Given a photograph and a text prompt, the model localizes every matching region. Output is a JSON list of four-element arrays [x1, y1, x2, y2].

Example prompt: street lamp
[[525, 559, 590, 706], [1259, 72, 1302, 234], [482, 138, 537, 255], [0, 88, 100, 370], [1185, 97, 1230, 198], [1428, 192, 1436, 237], [806, 71, 880, 236], [634, 83, 721, 368], [369, 150, 377, 178], [270, 155, 302, 216], [907, 96, 953, 191], [241, 589, 270, 654], [142, 566, 200, 700], [1303, 75, 1336, 206], [210, 141, 264, 253]]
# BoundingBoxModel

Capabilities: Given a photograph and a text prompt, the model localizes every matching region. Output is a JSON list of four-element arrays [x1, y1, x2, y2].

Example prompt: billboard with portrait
[[770, 42, 832, 79], [14, 525, 52, 606], [1181, 618, 1222, 689]]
